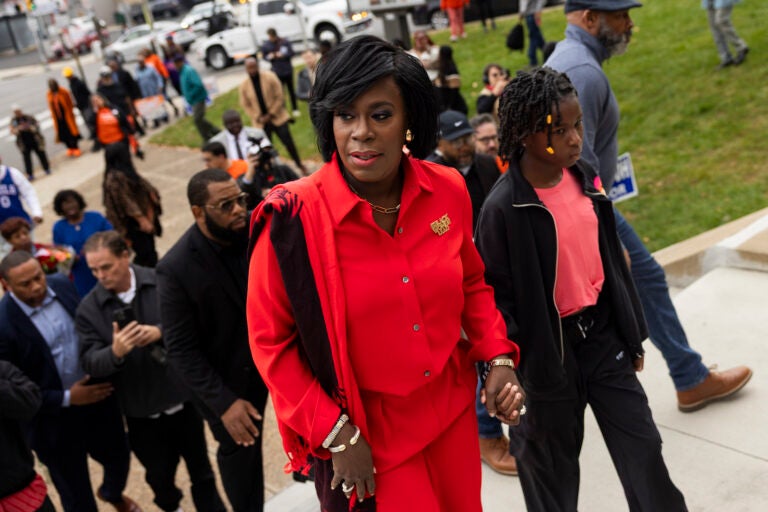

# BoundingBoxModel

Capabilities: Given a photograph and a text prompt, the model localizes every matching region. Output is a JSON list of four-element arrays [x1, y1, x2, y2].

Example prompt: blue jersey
[[0, 166, 31, 224]]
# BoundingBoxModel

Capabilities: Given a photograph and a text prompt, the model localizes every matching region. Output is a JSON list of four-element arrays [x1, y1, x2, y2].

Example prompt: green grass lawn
[[151, 2, 768, 251]]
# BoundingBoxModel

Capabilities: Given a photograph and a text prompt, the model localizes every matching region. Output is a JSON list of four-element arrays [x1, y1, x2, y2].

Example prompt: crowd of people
[[0, 1, 756, 511]]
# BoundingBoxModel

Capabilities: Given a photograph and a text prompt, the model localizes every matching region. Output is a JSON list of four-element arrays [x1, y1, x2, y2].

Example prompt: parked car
[[412, 0, 564, 30], [106, 21, 196, 62], [130, 0, 182, 23], [197, 0, 375, 70], [51, 23, 109, 58], [180, 1, 236, 34]]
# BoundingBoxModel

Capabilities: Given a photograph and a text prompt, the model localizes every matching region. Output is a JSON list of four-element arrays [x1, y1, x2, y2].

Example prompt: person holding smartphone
[[76, 231, 225, 512], [0, 251, 136, 512]]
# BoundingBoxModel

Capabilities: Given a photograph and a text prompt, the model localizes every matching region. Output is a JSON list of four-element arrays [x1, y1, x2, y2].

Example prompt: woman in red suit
[[247, 36, 525, 511]]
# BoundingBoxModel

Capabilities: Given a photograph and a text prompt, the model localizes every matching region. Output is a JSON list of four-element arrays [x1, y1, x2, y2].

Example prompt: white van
[[198, 0, 375, 70]]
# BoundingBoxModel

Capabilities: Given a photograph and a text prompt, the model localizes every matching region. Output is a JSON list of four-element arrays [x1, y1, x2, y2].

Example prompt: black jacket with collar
[[475, 157, 647, 399], [156, 224, 267, 421], [76, 265, 186, 418]]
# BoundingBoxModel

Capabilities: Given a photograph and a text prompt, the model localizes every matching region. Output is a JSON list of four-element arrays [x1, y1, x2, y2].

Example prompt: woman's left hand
[[483, 366, 526, 425], [329, 423, 376, 503]]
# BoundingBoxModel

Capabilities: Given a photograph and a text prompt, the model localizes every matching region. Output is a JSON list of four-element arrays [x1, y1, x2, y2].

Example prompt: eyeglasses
[[477, 135, 499, 145], [447, 134, 475, 148], [205, 192, 249, 213]]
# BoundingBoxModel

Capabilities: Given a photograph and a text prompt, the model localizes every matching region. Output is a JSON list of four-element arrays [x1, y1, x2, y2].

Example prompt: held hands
[[483, 365, 526, 425], [329, 423, 376, 503], [112, 322, 162, 358], [221, 398, 263, 446], [69, 375, 113, 405]]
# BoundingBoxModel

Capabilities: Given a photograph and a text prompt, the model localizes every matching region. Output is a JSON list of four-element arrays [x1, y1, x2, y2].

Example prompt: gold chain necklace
[[346, 181, 401, 215]]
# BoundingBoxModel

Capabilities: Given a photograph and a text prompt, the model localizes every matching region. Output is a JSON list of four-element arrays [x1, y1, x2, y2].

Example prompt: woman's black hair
[[53, 189, 86, 216], [497, 66, 577, 162], [309, 35, 438, 161]]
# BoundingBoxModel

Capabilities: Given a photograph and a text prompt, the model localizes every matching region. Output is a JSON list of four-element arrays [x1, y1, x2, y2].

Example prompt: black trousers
[[21, 142, 50, 177], [126, 403, 225, 512], [265, 122, 303, 172], [33, 397, 130, 512], [511, 296, 688, 512], [278, 73, 298, 111], [125, 220, 158, 268], [206, 376, 269, 512]]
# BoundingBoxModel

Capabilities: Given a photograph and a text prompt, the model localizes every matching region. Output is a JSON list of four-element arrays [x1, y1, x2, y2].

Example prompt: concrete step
[[268, 267, 768, 511]]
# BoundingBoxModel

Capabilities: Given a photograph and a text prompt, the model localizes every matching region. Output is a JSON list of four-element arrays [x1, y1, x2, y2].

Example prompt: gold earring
[[405, 129, 413, 143]]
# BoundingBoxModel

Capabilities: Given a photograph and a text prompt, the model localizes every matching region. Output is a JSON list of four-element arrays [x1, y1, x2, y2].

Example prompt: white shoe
[[292, 109, 301, 117]]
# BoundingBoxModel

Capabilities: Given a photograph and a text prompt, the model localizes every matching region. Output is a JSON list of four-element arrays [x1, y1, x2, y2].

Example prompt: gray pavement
[[11, 45, 768, 511]]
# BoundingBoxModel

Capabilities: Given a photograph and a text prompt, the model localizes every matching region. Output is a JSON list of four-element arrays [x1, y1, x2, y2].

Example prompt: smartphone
[[112, 305, 135, 329]]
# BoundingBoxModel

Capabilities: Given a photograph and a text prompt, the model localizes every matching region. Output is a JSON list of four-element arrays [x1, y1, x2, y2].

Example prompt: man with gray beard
[[546, 0, 751, 417]]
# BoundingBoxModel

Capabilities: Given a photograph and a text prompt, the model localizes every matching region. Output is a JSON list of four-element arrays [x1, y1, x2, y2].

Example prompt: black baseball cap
[[565, 0, 642, 13], [438, 110, 474, 141]]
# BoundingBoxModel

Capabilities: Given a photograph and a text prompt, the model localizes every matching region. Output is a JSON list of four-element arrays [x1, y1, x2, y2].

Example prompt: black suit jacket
[[0, 274, 80, 446], [156, 224, 265, 421]]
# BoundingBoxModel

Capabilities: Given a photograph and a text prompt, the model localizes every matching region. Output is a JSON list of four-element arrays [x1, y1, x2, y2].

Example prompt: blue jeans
[[526, 14, 546, 67], [614, 208, 709, 391], [476, 377, 503, 438]]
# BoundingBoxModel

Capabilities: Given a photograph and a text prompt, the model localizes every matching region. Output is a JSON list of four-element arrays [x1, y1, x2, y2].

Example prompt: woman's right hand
[[329, 422, 376, 503]]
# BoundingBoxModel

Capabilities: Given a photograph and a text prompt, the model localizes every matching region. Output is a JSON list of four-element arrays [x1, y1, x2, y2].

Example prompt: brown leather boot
[[479, 436, 518, 476], [677, 365, 752, 412]]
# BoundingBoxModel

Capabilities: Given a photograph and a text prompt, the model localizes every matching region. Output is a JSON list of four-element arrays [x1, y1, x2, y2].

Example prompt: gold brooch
[[430, 214, 451, 236]]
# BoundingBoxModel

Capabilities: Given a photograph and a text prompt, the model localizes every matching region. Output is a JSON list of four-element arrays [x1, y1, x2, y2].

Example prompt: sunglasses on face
[[205, 192, 249, 213]]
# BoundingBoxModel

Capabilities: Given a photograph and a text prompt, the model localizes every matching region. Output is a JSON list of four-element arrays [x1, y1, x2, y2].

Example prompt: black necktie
[[235, 137, 244, 160]]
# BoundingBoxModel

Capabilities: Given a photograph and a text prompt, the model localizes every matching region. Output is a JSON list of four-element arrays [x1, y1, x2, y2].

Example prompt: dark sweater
[[0, 361, 41, 497]]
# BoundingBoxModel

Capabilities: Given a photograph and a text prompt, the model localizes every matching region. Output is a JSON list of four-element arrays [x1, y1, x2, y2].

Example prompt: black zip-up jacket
[[76, 265, 187, 418], [475, 157, 647, 399]]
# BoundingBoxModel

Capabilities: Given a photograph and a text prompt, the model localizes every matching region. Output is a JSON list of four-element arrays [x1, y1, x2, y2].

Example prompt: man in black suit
[[0, 251, 139, 512], [427, 110, 501, 229], [156, 169, 269, 512]]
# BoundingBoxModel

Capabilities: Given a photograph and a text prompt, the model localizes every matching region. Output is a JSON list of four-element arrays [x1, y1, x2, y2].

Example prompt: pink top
[[535, 170, 604, 317]]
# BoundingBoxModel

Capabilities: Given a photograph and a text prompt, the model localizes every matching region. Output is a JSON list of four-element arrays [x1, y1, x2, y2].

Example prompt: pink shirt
[[535, 170, 604, 317]]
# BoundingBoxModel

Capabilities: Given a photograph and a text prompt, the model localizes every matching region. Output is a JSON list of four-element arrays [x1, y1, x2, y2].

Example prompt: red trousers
[[373, 405, 482, 511], [447, 8, 465, 38]]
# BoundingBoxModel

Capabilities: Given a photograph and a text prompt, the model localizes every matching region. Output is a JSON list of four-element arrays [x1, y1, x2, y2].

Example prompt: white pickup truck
[[198, 0, 375, 70]]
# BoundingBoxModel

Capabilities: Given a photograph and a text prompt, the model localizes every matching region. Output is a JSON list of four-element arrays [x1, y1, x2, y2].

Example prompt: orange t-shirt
[[227, 159, 249, 179], [535, 169, 604, 317], [96, 108, 125, 145]]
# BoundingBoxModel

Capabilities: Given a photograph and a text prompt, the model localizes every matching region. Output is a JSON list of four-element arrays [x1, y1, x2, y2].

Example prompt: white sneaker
[[292, 109, 301, 117]]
